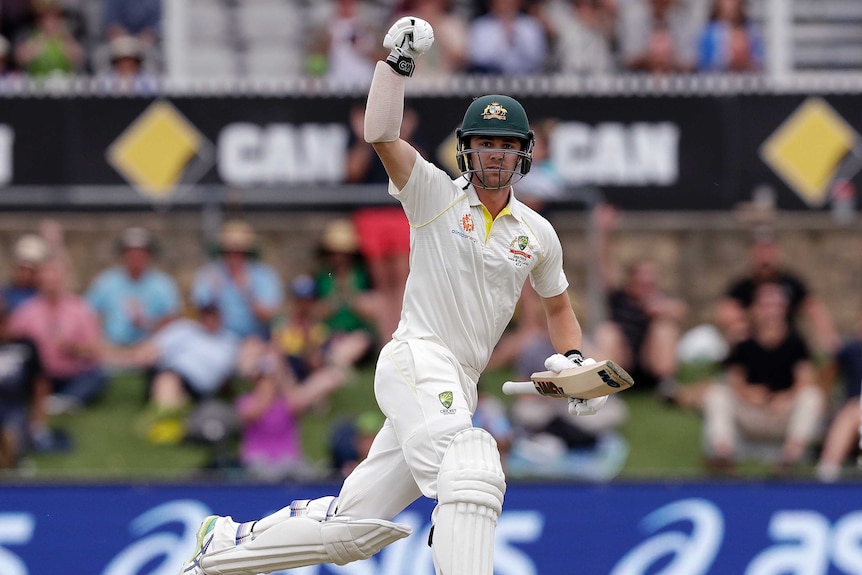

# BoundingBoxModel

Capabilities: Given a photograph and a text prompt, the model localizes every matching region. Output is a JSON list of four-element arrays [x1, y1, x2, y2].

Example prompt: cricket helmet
[[456, 95, 535, 186]]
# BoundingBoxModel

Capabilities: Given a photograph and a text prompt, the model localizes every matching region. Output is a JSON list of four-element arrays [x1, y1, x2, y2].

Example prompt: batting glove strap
[[386, 53, 415, 77], [564, 349, 585, 366]]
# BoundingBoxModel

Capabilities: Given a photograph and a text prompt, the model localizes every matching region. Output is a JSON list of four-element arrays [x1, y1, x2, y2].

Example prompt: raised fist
[[383, 16, 434, 76]]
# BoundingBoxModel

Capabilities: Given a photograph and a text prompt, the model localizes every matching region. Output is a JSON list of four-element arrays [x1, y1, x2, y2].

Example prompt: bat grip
[[502, 381, 540, 396]]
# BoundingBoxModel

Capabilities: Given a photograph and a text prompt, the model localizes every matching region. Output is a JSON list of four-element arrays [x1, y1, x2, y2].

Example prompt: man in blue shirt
[[87, 227, 180, 347], [191, 220, 283, 341]]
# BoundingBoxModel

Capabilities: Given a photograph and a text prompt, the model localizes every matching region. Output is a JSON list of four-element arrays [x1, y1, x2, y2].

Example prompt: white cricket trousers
[[334, 338, 480, 521]]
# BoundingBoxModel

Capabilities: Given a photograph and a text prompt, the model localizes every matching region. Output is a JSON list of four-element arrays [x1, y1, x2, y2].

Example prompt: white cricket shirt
[[390, 153, 569, 374]]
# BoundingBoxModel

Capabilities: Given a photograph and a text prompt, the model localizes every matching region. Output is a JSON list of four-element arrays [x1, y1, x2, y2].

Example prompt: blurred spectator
[[86, 227, 180, 349], [392, 0, 469, 77], [815, 314, 862, 482], [592, 203, 687, 390], [504, 330, 629, 480], [0, 34, 15, 76], [314, 218, 380, 347], [101, 300, 241, 444], [0, 0, 33, 50], [103, 0, 161, 48], [95, 34, 159, 94], [538, 0, 618, 75], [617, 0, 707, 73], [697, 0, 763, 72], [9, 256, 106, 416], [2, 234, 49, 312], [14, 0, 84, 77], [702, 282, 826, 475], [514, 118, 566, 213], [236, 331, 365, 482], [329, 410, 384, 478], [192, 220, 283, 341], [472, 390, 515, 464], [308, 0, 384, 84], [714, 227, 839, 356], [0, 294, 50, 468], [274, 274, 373, 383], [467, 0, 549, 74], [345, 104, 419, 340]]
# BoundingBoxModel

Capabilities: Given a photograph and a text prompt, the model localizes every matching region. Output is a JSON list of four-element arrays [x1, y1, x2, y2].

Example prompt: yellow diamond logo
[[107, 100, 214, 200], [760, 97, 861, 207]]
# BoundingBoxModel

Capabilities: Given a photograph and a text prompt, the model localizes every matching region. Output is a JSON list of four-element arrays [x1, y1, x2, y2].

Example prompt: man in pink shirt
[[9, 257, 106, 415]]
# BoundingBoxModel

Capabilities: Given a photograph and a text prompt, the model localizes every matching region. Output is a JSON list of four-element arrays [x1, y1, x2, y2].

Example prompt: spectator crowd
[[0, 0, 764, 88]]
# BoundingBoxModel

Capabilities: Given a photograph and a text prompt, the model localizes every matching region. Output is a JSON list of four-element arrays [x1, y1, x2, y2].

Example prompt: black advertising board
[[0, 92, 858, 211]]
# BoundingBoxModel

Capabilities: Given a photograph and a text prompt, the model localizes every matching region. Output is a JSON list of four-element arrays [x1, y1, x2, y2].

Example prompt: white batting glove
[[544, 351, 607, 416], [383, 16, 434, 77]]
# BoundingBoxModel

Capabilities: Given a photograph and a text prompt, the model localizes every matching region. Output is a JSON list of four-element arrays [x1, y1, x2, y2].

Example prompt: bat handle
[[502, 381, 540, 396]]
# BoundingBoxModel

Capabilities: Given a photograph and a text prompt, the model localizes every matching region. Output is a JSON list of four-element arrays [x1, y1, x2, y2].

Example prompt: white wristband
[[364, 61, 405, 143]]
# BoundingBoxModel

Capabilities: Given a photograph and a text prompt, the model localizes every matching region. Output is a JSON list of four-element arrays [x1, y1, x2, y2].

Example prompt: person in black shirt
[[703, 281, 826, 474], [593, 203, 687, 389], [715, 227, 838, 356], [0, 296, 48, 468]]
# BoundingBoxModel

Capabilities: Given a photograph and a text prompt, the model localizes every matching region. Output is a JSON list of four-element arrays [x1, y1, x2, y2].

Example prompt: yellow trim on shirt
[[480, 204, 512, 242]]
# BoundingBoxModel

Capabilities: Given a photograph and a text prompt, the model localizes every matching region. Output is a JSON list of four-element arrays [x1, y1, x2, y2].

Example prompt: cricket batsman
[[180, 15, 609, 575]]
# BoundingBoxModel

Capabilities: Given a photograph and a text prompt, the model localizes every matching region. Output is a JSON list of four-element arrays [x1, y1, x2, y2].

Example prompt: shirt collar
[[462, 181, 525, 221]]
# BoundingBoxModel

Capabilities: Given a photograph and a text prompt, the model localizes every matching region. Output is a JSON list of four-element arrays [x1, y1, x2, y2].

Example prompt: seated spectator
[[2, 233, 49, 312], [86, 227, 180, 349], [697, 0, 764, 72], [715, 227, 839, 356], [314, 218, 380, 347], [308, 0, 384, 85], [13, 0, 84, 77], [274, 274, 372, 385], [467, 0, 549, 75], [192, 220, 283, 341], [514, 118, 566, 214], [103, 0, 161, 49], [618, 0, 707, 73], [345, 104, 423, 340], [702, 282, 826, 475], [236, 336, 364, 482], [8, 255, 106, 415], [505, 331, 630, 481], [392, 0, 469, 77], [538, 0, 618, 75], [95, 34, 159, 94], [592, 204, 687, 390], [0, 34, 15, 77], [0, 295, 50, 468], [101, 299, 241, 444], [816, 315, 862, 482], [329, 410, 384, 479]]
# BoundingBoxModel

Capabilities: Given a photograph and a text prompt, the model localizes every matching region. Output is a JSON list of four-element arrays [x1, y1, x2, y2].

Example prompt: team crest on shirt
[[439, 391, 456, 414], [461, 213, 475, 232], [482, 103, 508, 121], [508, 235, 535, 268]]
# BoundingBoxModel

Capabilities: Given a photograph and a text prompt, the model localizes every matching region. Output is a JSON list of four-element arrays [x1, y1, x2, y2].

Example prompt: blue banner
[[1, 482, 861, 574]]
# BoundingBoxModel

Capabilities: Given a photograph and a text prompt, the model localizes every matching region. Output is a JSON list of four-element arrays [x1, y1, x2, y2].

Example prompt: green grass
[[19, 366, 713, 482]]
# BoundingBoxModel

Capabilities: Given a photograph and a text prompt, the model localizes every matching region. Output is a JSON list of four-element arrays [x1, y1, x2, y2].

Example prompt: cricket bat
[[502, 360, 634, 400]]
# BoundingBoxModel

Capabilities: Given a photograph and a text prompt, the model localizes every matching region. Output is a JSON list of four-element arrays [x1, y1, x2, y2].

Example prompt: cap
[[109, 35, 144, 62], [321, 219, 358, 254], [290, 274, 317, 299], [219, 220, 257, 254], [13, 234, 48, 266], [118, 227, 154, 251]]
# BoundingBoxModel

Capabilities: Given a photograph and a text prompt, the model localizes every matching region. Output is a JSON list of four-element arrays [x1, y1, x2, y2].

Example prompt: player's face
[[468, 135, 524, 190]]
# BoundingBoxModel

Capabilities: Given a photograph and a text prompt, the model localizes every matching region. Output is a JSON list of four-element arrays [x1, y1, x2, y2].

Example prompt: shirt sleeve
[[529, 220, 569, 298], [389, 153, 462, 227]]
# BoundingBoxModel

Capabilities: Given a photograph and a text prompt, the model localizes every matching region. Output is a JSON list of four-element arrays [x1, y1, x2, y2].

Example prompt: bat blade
[[502, 359, 634, 400]]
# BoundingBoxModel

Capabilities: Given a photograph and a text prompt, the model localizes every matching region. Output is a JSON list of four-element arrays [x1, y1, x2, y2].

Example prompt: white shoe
[[179, 516, 219, 575]]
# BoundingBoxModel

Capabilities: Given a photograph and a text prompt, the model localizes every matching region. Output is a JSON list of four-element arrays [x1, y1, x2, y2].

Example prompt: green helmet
[[456, 95, 535, 185]]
